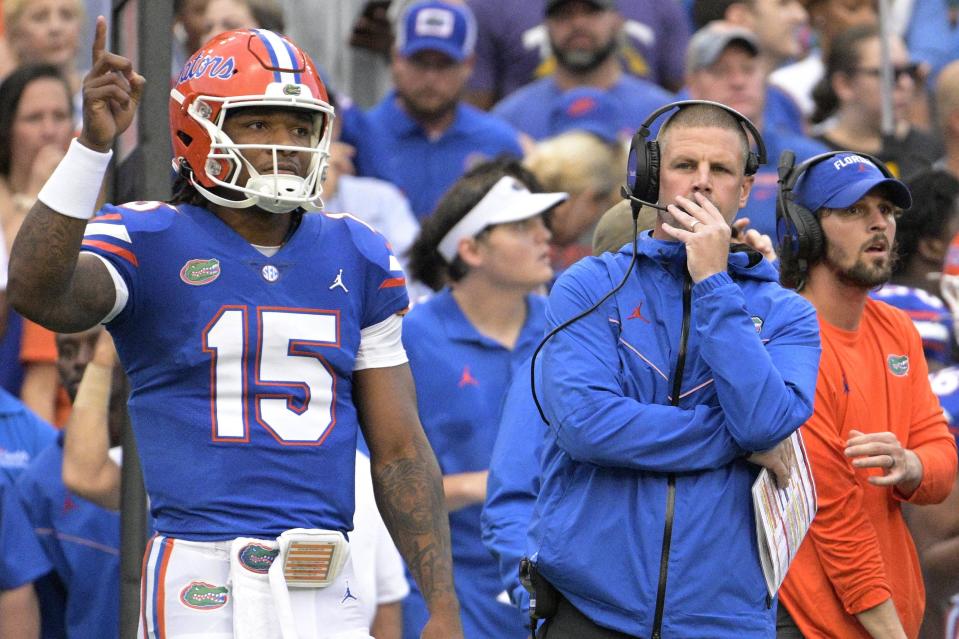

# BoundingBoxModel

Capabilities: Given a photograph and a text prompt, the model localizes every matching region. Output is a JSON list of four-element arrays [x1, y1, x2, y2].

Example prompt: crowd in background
[[2, 0, 959, 637]]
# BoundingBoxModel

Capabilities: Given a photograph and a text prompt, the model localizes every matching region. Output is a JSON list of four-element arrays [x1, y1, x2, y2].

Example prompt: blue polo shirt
[[492, 75, 674, 141], [400, 288, 547, 639], [16, 434, 122, 638], [0, 473, 51, 590], [0, 387, 57, 484], [364, 93, 524, 220]]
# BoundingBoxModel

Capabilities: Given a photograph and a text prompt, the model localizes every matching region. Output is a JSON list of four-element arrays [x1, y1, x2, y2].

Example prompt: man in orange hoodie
[[776, 150, 958, 639]]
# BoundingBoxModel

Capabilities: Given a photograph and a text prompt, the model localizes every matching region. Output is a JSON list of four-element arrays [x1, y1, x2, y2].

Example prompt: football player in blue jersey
[[8, 17, 462, 639], [908, 233, 959, 639]]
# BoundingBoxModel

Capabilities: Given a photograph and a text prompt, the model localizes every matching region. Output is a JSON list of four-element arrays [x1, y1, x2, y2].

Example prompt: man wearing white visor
[[400, 159, 567, 638]]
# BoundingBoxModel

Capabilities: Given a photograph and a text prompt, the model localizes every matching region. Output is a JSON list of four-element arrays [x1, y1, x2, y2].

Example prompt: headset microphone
[[620, 185, 669, 213]]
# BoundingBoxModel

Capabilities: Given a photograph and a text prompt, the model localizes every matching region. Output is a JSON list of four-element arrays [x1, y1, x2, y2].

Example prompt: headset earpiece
[[637, 139, 660, 203]]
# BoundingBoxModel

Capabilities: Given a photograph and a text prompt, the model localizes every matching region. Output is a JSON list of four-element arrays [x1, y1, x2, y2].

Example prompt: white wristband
[[37, 138, 113, 220]]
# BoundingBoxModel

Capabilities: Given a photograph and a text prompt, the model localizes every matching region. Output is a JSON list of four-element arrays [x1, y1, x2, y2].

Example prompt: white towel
[[230, 537, 287, 639]]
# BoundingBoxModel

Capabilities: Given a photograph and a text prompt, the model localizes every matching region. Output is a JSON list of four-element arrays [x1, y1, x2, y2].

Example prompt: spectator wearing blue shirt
[[901, 0, 959, 88], [400, 159, 567, 638], [0, 386, 56, 484], [365, 1, 524, 221], [684, 21, 827, 239], [492, 0, 674, 143], [0, 472, 51, 639], [465, 0, 691, 109], [16, 326, 126, 639]]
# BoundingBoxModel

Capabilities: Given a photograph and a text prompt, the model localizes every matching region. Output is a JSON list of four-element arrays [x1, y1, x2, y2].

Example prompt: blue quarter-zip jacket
[[531, 234, 821, 637]]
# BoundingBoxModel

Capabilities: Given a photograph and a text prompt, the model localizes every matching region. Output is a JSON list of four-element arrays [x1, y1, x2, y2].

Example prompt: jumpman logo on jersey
[[628, 302, 650, 323], [341, 581, 357, 603], [842, 373, 850, 395], [329, 269, 349, 292], [458, 365, 479, 388]]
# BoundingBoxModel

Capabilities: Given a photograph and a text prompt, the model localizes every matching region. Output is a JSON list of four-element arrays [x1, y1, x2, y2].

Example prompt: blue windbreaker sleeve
[[541, 262, 747, 471], [694, 272, 821, 451], [481, 359, 539, 616]]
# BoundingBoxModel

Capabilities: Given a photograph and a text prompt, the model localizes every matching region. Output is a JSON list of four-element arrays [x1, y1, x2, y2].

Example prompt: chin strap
[[188, 173, 322, 214]]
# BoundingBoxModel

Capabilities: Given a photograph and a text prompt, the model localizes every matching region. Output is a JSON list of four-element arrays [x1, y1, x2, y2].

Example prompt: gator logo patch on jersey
[[751, 316, 763, 333], [887, 354, 909, 377], [180, 258, 221, 285], [179, 581, 229, 610], [238, 543, 279, 574]]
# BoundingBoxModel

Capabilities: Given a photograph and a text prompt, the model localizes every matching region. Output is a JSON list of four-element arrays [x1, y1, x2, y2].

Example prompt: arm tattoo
[[371, 434, 456, 605], [8, 201, 115, 331]]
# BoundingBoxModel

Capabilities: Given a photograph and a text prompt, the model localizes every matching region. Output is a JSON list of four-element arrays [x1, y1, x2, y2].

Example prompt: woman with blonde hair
[[523, 130, 626, 271], [4, 0, 84, 105]]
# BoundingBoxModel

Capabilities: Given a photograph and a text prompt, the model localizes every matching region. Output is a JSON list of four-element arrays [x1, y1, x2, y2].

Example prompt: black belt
[[537, 594, 641, 639]]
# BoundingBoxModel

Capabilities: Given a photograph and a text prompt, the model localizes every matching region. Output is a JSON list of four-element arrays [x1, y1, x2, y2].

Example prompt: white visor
[[437, 176, 568, 261]]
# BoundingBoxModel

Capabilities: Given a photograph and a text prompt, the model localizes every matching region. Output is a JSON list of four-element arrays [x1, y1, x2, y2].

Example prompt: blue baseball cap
[[795, 152, 912, 213], [396, 1, 477, 63], [549, 87, 622, 143]]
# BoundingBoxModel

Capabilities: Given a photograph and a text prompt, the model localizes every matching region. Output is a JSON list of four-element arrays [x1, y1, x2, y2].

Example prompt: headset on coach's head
[[621, 99, 767, 217], [531, 100, 769, 426], [775, 149, 894, 284]]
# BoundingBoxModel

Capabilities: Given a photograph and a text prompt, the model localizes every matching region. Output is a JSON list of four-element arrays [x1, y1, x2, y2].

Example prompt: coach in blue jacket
[[530, 102, 822, 638]]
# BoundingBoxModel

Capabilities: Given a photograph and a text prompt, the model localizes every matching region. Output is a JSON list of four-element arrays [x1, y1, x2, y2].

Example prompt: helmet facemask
[[175, 83, 335, 214]]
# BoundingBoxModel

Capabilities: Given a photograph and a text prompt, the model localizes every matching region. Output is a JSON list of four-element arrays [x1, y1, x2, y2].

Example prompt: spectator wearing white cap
[[364, 1, 524, 221], [401, 158, 566, 638]]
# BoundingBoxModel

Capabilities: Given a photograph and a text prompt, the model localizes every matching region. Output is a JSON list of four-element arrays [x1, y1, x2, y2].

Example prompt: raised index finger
[[92, 15, 107, 63]]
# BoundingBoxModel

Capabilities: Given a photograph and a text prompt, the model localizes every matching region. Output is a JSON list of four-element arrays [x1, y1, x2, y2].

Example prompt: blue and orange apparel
[[77, 201, 409, 541], [364, 93, 524, 220], [400, 288, 547, 639], [871, 284, 954, 366], [16, 433, 124, 638], [930, 366, 959, 447]]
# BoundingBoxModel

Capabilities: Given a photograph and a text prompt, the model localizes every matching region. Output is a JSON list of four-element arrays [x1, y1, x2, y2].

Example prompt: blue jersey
[[0, 387, 57, 484], [930, 366, 959, 446], [80, 203, 409, 540], [871, 284, 953, 366], [16, 436, 121, 638], [400, 289, 547, 639]]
